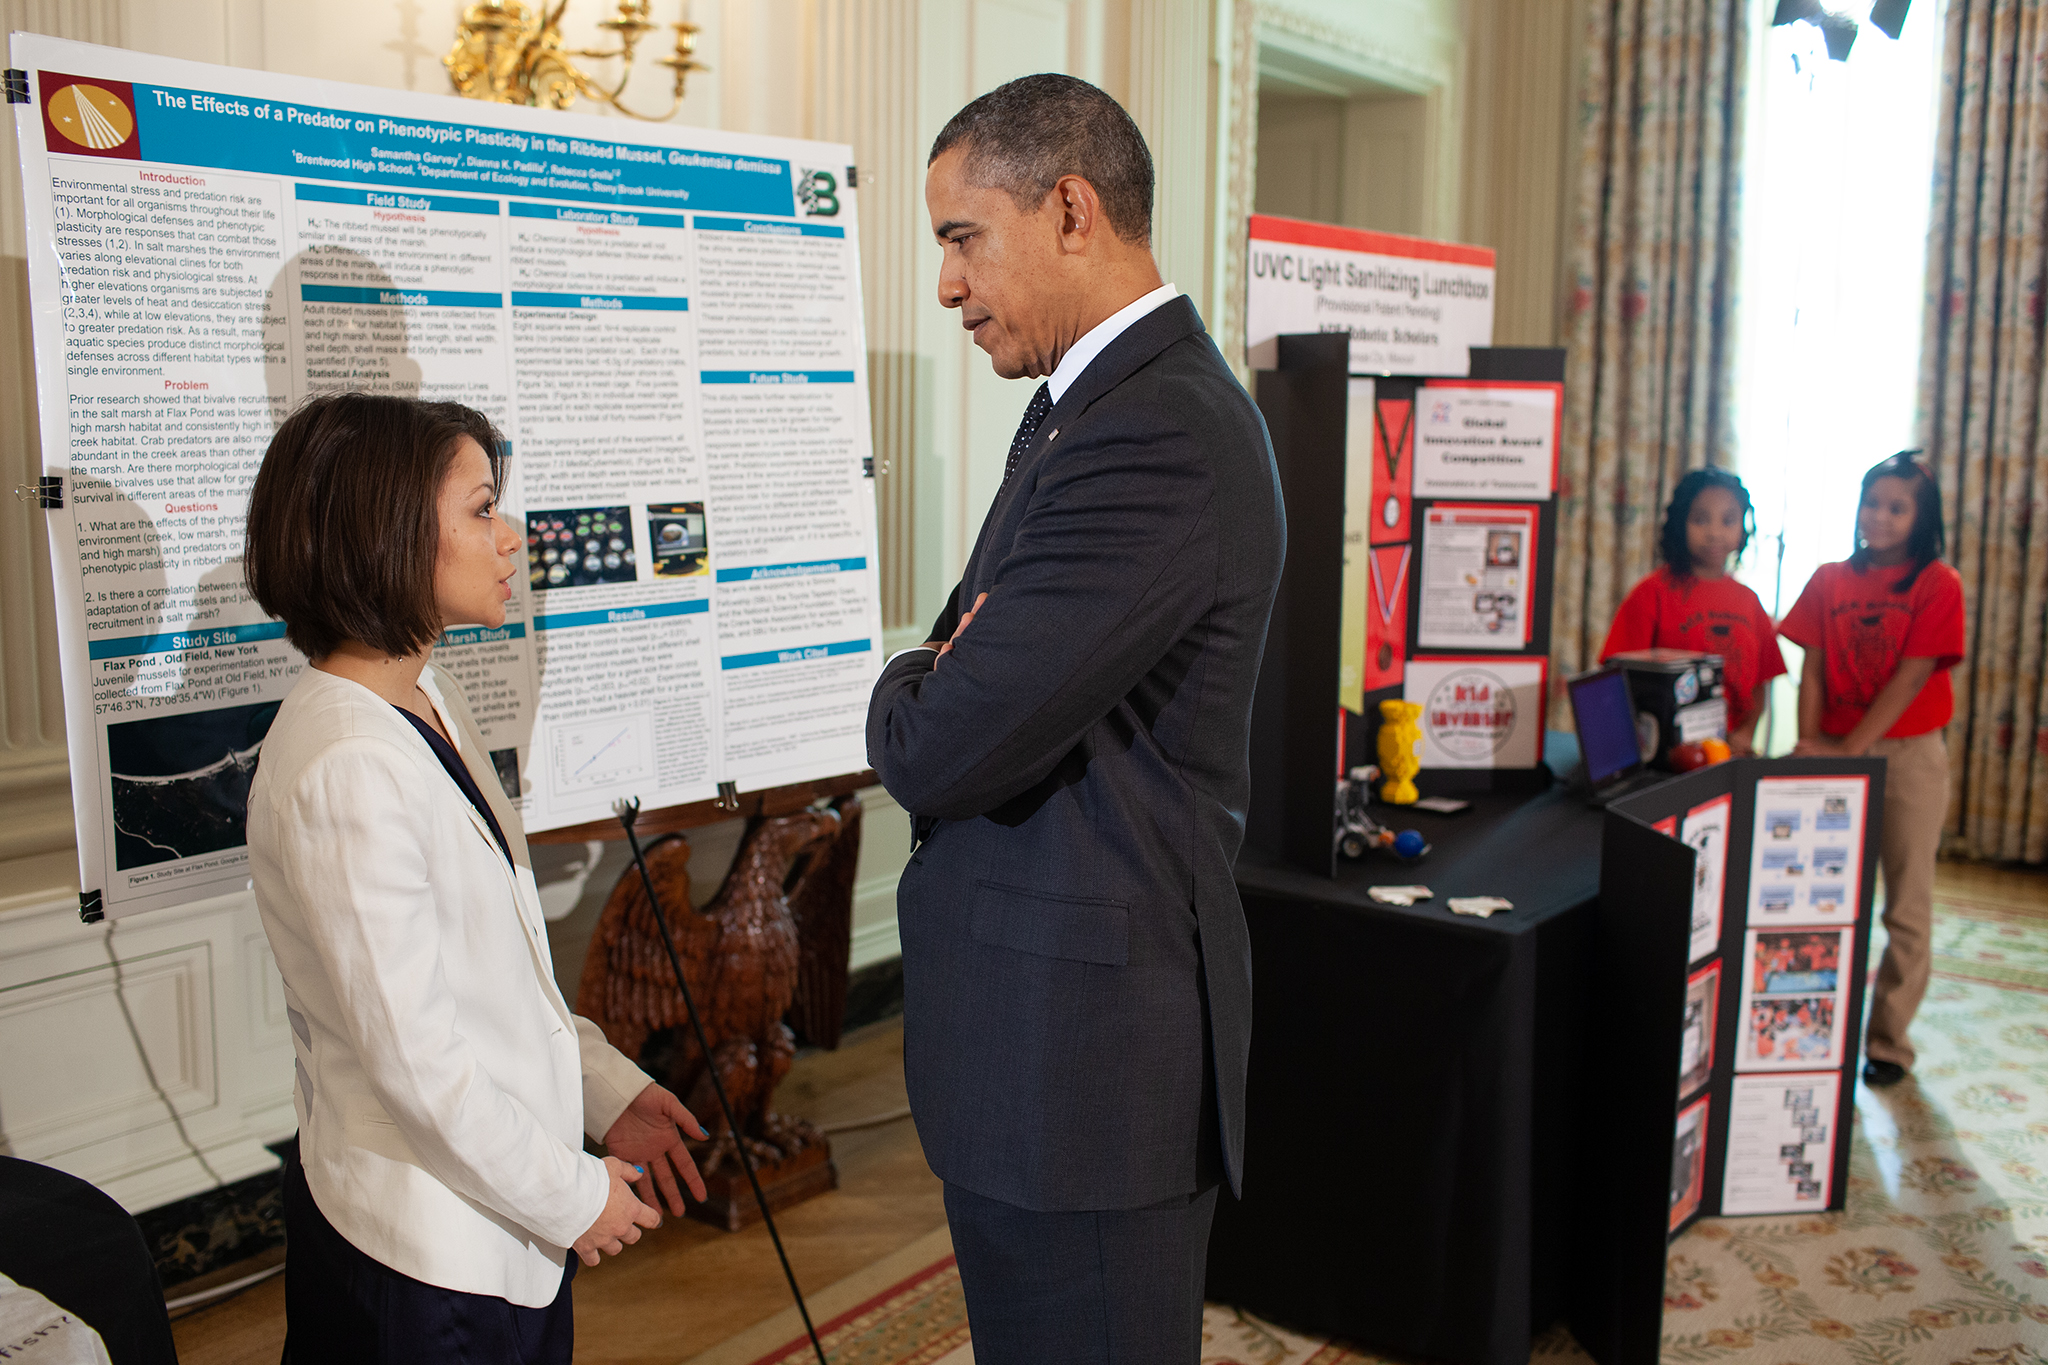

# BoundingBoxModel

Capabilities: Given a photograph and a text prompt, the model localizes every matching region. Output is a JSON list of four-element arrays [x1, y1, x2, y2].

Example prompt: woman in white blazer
[[242, 393, 706, 1362]]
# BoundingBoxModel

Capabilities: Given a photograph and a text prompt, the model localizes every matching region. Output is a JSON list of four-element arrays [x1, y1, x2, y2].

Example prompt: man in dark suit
[[865, 74, 1284, 1361]]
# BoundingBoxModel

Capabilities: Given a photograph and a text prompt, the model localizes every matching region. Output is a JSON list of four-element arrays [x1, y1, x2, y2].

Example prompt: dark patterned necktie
[[1002, 382, 1053, 488]]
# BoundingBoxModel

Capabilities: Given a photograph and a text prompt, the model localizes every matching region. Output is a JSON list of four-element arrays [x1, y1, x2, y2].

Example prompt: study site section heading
[[126, 83, 796, 215]]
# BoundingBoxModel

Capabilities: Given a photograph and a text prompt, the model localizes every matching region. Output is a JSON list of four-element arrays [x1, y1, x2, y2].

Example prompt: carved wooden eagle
[[574, 794, 864, 1175]]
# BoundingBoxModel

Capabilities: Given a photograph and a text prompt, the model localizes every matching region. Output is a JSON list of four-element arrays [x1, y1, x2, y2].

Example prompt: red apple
[[1668, 742, 1710, 773]]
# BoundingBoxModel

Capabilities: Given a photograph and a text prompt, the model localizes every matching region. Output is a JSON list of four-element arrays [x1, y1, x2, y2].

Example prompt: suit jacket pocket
[[970, 881, 1130, 966]]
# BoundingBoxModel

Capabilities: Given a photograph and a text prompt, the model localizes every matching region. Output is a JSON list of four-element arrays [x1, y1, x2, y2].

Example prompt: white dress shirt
[[1048, 281, 1180, 402]]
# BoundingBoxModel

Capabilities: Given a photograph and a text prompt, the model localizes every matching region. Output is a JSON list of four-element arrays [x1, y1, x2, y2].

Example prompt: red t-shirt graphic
[[1777, 559, 1966, 738], [1600, 567, 1788, 731]]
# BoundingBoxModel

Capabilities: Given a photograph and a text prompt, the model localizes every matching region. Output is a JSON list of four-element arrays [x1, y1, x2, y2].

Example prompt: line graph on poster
[[551, 715, 658, 795]]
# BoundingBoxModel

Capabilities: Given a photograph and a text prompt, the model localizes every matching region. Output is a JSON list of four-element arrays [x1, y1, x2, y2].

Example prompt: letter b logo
[[798, 169, 839, 217]]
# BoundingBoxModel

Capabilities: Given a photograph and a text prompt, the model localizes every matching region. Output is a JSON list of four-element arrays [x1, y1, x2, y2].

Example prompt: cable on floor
[[818, 1105, 913, 1135], [165, 1261, 285, 1316]]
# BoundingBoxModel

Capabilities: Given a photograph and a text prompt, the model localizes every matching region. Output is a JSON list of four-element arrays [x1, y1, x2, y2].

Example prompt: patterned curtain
[[1918, 0, 2048, 862], [1553, 0, 1749, 717]]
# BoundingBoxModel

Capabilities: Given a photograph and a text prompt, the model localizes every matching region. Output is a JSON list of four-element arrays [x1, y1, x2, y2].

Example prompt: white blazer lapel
[[415, 668, 576, 1027]]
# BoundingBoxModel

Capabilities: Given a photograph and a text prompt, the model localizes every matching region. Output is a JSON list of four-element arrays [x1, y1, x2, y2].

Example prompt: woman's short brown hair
[[244, 393, 504, 660]]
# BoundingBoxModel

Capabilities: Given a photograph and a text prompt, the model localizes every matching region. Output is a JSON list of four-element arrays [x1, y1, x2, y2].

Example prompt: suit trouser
[[280, 1155, 575, 1365], [1863, 730, 1949, 1070], [944, 1178, 1220, 1365]]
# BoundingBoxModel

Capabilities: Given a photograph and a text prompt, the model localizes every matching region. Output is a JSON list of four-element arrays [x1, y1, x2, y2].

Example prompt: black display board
[[1246, 333, 1352, 876], [1573, 756, 1884, 1365], [1246, 338, 1564, 877]]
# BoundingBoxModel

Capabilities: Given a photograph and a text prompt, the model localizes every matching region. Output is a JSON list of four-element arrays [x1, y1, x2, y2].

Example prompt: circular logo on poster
[[48, 83, 134, 150], [1422, 667, 1517, 761]]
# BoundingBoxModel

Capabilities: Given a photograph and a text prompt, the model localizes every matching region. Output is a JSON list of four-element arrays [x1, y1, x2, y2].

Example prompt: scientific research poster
[[1745, 775, 1868, 927], [1720, 1071, 1838, 1215], [12, 36, 882, 916]]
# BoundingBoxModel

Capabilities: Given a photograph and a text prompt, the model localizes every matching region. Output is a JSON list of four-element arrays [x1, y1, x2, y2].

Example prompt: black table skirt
[[1208, 740, 1603, 1365], [0, 1156, 177, 1364]]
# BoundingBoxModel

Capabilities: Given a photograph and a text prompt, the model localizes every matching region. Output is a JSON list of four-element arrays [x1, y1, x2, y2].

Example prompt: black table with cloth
[[0, 1156, 178, 1364], [1206, 737, 1606, 1365]]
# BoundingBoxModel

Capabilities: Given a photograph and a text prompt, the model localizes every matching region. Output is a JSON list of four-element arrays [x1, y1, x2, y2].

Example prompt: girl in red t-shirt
[[1601, 468, 1787, 752], [1778, 453, 1966, 1091]]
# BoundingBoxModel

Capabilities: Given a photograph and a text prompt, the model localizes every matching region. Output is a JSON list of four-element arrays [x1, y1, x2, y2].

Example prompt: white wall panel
[[0, 942, 216, 1151], [0, 893, 293, 1211]]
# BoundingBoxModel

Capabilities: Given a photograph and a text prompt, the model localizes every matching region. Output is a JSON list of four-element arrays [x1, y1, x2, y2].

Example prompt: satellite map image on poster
[[106, 700, 281, 870]]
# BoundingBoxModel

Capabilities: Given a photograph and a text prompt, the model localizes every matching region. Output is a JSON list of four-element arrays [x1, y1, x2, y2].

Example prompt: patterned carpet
[[1653, 882, 2048, 1365], [743, 1254, 970, 1365], [738, 876, 2048, 1365]]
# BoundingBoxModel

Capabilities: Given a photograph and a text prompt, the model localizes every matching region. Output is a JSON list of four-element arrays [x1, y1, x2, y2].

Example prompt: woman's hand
[[601, 1082, 711, 1215], [571, 1156, 662, 1266]]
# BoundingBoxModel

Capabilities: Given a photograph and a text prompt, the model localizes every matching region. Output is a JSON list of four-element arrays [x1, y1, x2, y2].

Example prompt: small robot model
[[1336, 766, 1430, 862]]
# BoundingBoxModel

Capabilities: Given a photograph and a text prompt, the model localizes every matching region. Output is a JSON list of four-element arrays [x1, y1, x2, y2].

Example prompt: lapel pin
[[1047, 427, 1059, 441]]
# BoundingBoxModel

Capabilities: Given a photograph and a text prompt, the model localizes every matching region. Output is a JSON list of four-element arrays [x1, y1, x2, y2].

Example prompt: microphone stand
[[612, 797, 829, 1365]]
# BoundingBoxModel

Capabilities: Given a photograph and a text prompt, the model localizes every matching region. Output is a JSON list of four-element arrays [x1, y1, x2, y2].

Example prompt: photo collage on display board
[[1746, 777, 1867, 926], [1662, 787, 1732, 1227], [1339, 362, 1558, 778], [1671, 1095, 1710, 1232], [1680, 961, 1719, 1100], [1681, 794, 1731, 964], [1415, 503, 1540, 650], [1721, 1071, 1839, 1215], [1635, 766, 1876, 1228], [1736, 927, 1849, 1072]]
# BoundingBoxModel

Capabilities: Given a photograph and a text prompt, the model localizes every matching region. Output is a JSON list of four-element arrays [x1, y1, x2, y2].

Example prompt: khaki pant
[[1864, 730, 1949, 1069]]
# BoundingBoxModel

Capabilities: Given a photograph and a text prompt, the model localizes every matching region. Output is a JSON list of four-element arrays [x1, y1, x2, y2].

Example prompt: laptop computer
[[1567, 664, 1667, 806]]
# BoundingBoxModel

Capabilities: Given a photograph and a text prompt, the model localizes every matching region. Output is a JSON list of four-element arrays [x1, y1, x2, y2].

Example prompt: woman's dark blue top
[[393, 706, 514, 867]]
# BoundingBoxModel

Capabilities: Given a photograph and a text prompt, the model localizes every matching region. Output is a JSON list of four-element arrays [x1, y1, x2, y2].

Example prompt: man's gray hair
[[929, 74, 1154, 246]]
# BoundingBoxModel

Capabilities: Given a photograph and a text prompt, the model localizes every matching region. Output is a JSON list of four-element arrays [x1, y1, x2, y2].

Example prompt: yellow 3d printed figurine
[[1377, 699, 1423, 805]]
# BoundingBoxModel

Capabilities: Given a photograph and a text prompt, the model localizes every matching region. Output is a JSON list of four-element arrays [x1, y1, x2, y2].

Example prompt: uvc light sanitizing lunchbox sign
[[1244, 214, 1495, 377]]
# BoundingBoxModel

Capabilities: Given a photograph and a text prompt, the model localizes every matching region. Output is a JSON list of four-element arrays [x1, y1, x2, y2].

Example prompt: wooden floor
[[170, 1019, 943, 1365]]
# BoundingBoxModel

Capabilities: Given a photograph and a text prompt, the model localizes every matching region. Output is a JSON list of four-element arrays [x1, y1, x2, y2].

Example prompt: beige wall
[[0, 0, 1581, 1210]]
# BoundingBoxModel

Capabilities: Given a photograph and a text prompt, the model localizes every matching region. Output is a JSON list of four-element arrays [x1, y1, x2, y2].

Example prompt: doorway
[[1254, 39, 1433, 237]]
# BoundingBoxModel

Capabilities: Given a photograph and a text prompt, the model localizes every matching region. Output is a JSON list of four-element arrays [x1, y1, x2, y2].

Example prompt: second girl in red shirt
[[1602, 467, 1787, 753]]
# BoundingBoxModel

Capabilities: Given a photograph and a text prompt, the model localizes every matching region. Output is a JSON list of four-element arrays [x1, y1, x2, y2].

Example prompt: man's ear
[[1053, 174, 1101, 252]]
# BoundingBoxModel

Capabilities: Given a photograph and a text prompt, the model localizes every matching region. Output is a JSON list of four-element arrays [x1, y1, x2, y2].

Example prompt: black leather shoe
[[1863, 1059, 1908, 1088]]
